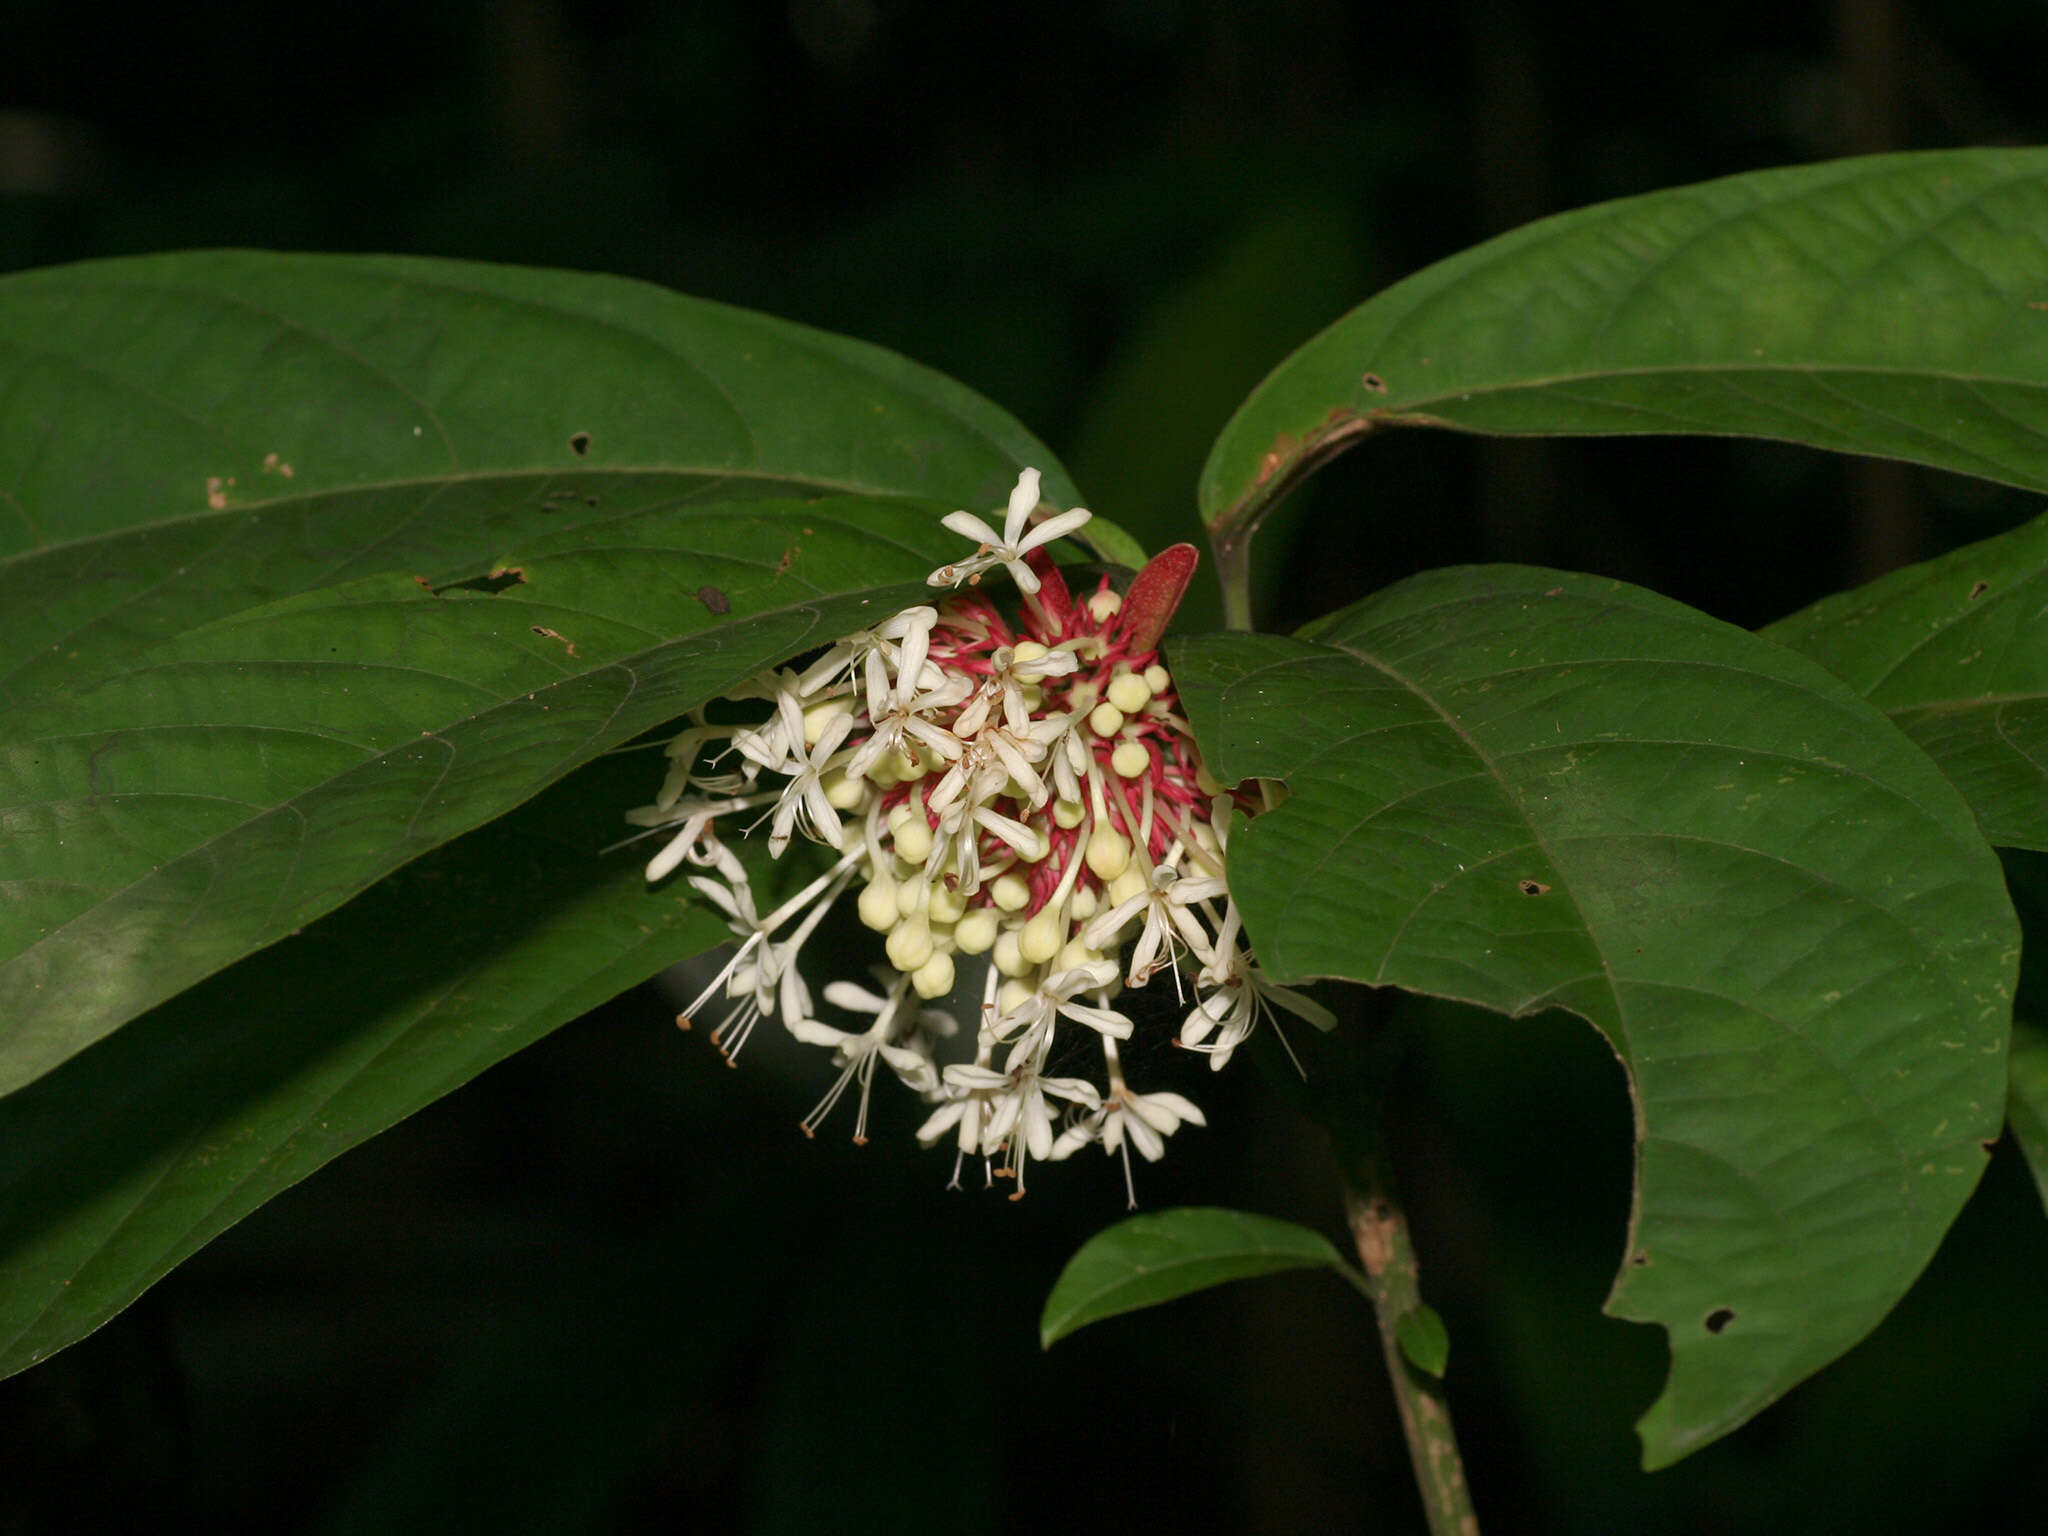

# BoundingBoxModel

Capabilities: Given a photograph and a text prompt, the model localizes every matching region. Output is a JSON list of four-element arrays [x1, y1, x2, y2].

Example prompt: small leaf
[[1202, 149, 2048, 531], [2010, 1018, 2048, 1218], [1395, 1303, 1451, 1378], [1174, 565, 2016, 1467], [1040, 1206, 1346, 1348], [1764, 508, 2048, 851]]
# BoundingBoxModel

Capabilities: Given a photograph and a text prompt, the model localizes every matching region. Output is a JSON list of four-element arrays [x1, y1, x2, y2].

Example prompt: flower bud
[[1106, 671, 1151, 714], [1085, 824, 1130, 881], [1020, 904, 1065, 965], [911, 951, 955, 1000], [886, 915, 934, 972], [857, 872, 898, 931], [954, 907, 1000, 954]]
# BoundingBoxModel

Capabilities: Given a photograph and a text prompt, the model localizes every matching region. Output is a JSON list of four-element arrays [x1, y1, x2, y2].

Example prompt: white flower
[[1052, 1082, 1208, 1208], [793, 975, 946, 1143], [927, 468, 1094, 594], [943, 1059, 1101, 1199]]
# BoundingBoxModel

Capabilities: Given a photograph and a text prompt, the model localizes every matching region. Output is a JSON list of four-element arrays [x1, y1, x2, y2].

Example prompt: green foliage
[[2, 153, 2043, 1500], [1764, 509, 2048, 851], [0, 252, 1075, 1090], [1202, 149, 2048, 532], [0, 753, 721, 1379], [1395, 1303, 1451, 1379], [1039, 1206, 1352, 1348], [1171, 565, 2015, 1466]]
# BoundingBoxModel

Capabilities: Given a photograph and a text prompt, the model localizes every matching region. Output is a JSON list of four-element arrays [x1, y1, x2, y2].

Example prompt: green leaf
[[2010, 1018, 2048, 1218], [1395, 1302, 1451, 1379], [1173, 565, 2016, 1468], [0, 251, 1082, 1091], [1040, 1206, 1348, 1348], [1201, 149, 2048, 530], [0, 751, 723, 1380], [1763, 509, 2048, 851]]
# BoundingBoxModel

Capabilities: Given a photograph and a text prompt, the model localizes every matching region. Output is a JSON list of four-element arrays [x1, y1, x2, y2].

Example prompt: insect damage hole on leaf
[[531, 626, 579, 658], [1968, 579, 1990, 600], [1704, 1308, 1736, 1335], [431, 567, 527, 596], [569, 430, 591, 456], [1518, 878, 1551, 896]]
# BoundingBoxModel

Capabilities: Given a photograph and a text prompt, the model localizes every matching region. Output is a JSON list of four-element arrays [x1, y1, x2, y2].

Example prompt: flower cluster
[[629, 469, 1327, 1202]]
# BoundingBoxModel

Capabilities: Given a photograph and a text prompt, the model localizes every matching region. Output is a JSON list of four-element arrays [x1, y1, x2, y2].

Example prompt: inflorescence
[[627, 469, 1328, 1202]]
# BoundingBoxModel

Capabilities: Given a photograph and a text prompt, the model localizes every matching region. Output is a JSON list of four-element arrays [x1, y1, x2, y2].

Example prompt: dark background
[[4, 2, 2047, 1531]]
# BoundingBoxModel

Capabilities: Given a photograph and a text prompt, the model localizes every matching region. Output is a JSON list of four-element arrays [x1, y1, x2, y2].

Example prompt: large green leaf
[[0, 751, 723, 1380], [0, 251, 1080, 1091], [1763, 508, 2048, 851], [1173, 565, 2015, 1468], [1201, 149, 2048, 532]]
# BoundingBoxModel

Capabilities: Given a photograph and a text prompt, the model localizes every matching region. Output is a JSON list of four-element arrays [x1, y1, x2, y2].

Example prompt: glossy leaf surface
[[1040, 1206, 1347, 1348], [1202, 150, 2048, 531], [1765, 509, 2048, 851], [1173, 566, 2015, 1466], [0, 251, 1078, 1091]]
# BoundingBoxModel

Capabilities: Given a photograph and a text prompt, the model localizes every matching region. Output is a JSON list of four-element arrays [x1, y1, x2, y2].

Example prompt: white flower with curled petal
[[793, 975, 947, 1142], [944, 1058, 1100, 1199], [764, 700, 855, 857], [1052, 1079, 1207, 1207], [927, 468, 1094, 594]]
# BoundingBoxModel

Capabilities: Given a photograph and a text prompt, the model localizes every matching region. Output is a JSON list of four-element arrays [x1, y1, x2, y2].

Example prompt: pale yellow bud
[[1106, 671, 1151, 714], [928, 881, 967, 925], [990, 871, 1032, 911], [1111, 740, 1150, 779], [857, 872, 898, 931], [803, 698, 852, 746], [1051, 797, 1086, 829], [1085, 824, 1131, 881], [1012, 639, 1049, 664], [1109, 863, 1148, 906], [1143, 663, 1171, 695], [954, 907, 1000, 954], [1087, 589, 1122, 623], [1068, 884, 1099, 922], [911, 951, 955, 1000], [998, 978, 1034, 1016], [886, 915, 934, 972], [823, 767, 865, 810], [1088, 701, 1125, 737], [888, 747, 926, 782], [896, 876, 926, 920], [993, 928, 1030, 978], [1057, 937, 1102, 973], [1020, 904, 1065, 966], [893, 814, 933, 864]]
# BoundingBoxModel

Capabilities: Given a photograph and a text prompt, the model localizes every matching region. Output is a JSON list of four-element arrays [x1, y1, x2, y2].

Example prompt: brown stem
[[1343, 1170, 1479, 1536]]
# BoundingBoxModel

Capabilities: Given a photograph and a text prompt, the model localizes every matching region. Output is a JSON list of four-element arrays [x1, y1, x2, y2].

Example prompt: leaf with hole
[[1172, 565, 2015, 1467], [0, 251, 1094, 1092]]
